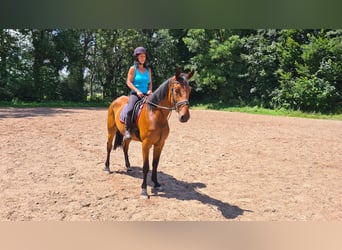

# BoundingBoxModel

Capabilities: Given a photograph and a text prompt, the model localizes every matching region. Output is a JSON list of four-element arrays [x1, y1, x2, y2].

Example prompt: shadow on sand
[[115, 166, 252, 220], [0, 107, 104, 119]]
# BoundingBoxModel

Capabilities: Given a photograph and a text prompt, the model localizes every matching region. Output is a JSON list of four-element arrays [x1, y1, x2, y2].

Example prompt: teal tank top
[[132, 66, 150, 94]]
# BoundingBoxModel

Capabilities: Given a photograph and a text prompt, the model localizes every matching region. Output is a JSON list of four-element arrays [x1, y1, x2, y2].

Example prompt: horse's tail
[[107, 101, 121, 150], [113, 131, 123, 150], [108, 96, 127, 150]]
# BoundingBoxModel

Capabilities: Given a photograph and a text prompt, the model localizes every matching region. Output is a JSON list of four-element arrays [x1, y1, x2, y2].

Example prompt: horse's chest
[[141, 123, 169, 143]]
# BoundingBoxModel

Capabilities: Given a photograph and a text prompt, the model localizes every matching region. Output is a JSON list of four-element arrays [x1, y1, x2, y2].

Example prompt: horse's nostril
[[180, 114, 189, 122]]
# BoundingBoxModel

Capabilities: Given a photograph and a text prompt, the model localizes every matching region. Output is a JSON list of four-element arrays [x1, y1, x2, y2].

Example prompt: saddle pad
[[119, 104, 128, 124]]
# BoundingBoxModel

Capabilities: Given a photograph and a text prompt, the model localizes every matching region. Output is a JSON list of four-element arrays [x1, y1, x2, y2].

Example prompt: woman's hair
[[134, 60, 148, 68]]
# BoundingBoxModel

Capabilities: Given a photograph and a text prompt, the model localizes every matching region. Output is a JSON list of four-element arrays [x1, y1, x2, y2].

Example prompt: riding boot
[[124, 114, 132, 140]]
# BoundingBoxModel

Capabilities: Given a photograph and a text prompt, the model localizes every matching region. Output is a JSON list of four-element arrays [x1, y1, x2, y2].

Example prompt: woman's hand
[[147, 90, 152, 96], [137, 91, 144, 98]]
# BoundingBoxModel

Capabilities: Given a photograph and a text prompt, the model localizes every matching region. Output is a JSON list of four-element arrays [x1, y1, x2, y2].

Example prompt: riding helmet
[[133, 46, 147, 56]]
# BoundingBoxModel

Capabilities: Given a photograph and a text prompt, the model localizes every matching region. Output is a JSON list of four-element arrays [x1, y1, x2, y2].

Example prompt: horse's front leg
[[151, 141, 166, 192], [141, 141, 152, 198], [123, 140, 132, 172]]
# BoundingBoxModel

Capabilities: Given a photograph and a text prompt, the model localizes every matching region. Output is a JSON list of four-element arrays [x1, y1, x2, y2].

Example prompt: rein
[[146, 99, 175, 110]]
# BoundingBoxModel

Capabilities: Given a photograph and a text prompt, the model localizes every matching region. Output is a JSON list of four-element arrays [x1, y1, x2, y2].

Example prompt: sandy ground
[[0, 107, 341, 221]]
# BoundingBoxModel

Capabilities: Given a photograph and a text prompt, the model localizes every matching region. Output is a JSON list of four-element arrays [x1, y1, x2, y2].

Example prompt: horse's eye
[[174, 88, 181, 95]]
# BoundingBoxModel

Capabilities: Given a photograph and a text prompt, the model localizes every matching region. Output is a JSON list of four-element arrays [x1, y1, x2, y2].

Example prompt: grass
[[191, 103, 342, 120], [1, 100, 341, 121]]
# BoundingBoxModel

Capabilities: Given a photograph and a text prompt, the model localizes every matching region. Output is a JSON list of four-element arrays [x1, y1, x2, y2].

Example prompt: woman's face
[[137, 53, 146, 64]]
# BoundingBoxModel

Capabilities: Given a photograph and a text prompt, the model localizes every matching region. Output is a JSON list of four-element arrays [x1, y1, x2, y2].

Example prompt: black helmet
[[133, 46, 147, 56]]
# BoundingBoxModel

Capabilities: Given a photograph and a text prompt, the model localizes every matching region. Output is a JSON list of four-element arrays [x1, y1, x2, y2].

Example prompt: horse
[[105, 68, 194, 198]]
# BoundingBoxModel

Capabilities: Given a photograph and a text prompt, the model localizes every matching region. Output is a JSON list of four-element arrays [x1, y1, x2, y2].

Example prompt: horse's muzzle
[[178, 107, 190, 123]]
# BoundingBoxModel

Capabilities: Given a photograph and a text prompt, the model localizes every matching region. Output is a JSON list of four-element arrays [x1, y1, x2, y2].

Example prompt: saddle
[[119, 97, 146, 125]]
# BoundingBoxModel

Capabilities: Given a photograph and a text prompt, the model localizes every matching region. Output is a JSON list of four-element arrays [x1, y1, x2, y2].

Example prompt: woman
[[124, 46, 153, 140]]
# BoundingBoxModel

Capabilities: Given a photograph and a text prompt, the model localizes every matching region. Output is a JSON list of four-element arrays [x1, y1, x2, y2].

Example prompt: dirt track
[[0, 107, 341, 221]]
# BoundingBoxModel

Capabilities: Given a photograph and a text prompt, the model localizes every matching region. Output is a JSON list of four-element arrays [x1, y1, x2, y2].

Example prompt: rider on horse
[[124, 46, 153, 140]]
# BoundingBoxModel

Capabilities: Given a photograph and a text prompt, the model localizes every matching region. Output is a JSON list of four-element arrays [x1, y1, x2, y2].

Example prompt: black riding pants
[[125, 93, 141, 127]]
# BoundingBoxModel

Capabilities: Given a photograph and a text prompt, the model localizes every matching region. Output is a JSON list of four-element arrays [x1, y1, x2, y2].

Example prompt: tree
[[241, 29, 279, 107], [0, 29, 17, 100], [0, 29, 34, 101], [1, 29, 341, 113], [272, 30, 341, 112], [31, 29, 61, 101], [53, 29, 87, 101], [183, 29, 225, 102], [183, 29, 251, 104], [91, 29, 141, 99]]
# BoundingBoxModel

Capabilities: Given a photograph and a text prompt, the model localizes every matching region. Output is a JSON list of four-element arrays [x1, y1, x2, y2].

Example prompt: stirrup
[[124, 130, 132, 140]]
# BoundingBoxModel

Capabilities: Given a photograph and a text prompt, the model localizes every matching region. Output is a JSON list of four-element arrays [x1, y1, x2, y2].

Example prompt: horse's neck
[[156, 98, 172, 117], [149, 80, 174, 109], [159, 89, 173, 108], [148, 88, 172, 121]]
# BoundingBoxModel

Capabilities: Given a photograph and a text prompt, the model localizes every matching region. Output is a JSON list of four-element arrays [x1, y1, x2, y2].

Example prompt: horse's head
[[170, 68, 194, 123]]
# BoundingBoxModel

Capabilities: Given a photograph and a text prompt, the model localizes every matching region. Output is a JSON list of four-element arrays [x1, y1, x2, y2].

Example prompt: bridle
[[146, 78, 190, 112]]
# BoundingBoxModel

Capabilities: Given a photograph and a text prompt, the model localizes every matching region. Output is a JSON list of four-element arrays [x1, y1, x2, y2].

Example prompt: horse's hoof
[[103, 167, 112, 174], [126, 167, 132, 172], [141, 189, 150, 199]]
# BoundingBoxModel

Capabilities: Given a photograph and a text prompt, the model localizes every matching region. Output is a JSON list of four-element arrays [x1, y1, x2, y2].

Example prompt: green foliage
[[241, 29, 279, 107], [183, 29, 248, 103], [272, 29, 341, 112], [0, 30, 32, 100], [272, 74, 337, 112], [0, 29, 341, 114]]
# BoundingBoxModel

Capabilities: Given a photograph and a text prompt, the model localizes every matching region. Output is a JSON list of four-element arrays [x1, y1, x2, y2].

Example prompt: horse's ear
[[175, 68, 182, 79], [186, 70, 194, 80]]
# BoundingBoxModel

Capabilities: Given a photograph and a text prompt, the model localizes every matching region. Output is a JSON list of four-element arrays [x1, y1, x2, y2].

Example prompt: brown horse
[[105, 68, 194, 197]]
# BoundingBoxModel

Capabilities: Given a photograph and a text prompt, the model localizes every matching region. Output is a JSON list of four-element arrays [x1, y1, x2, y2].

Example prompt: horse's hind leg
[[105, 103, 116, 173], [105, 128, 115, 173]]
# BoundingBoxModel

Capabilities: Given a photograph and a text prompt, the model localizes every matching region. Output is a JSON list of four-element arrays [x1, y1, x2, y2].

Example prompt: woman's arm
[[126, 66, 143, 96], [147, 67, 153, 95]]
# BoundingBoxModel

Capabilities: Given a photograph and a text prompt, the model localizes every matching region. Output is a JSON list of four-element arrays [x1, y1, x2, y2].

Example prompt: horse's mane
[[147, 78, 170, 110]]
